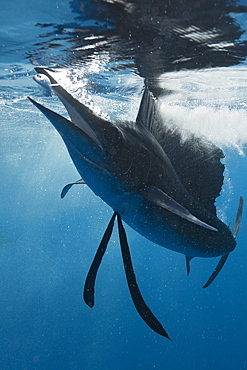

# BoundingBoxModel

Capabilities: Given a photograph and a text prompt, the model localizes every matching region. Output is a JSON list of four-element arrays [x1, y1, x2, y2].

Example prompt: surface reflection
[[30, 1, 247, 151], [31, 0, 247, 78]]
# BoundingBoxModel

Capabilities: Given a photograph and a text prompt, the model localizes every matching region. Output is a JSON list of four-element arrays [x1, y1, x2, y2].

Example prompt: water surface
[[1, 1, 247, 369]]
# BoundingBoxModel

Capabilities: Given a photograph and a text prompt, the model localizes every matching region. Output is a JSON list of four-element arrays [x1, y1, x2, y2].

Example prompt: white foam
[[43, 65, 247, 154], [156, 66, 247, 154]]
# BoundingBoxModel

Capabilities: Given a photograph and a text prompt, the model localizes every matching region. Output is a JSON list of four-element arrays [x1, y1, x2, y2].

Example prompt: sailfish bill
[[29, 67, 243, 339]]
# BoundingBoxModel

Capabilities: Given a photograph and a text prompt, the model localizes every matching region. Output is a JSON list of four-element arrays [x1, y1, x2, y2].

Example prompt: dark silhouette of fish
[[28, 67, 243, 340]]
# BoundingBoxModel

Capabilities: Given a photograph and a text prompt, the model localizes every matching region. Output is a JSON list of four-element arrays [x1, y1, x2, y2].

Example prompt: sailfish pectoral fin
[[140, 185, 218, 232], [116, 213, 171, 340], [203, 196, 244, 288], [61, 179, 86, 198], [83, 212, 117, 307]]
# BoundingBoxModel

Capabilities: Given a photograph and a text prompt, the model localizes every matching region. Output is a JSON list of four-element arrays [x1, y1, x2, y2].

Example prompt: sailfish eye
[[104, 125, 122, 144]]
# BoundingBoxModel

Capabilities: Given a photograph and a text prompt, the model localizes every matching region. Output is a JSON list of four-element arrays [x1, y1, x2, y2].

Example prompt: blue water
[[1, 0, 247, 369]]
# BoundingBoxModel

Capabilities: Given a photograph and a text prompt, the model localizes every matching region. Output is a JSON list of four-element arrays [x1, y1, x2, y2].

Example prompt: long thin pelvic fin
[[83, 212, 117, 307], [203, 196, 244, 289], [61, 179, 86, 198], [140, 185, 218, 232], [116, 213, 171, 339]]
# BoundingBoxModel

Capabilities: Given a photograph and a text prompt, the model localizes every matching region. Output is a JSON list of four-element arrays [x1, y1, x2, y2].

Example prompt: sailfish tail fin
[[203, 196, 244, 289]]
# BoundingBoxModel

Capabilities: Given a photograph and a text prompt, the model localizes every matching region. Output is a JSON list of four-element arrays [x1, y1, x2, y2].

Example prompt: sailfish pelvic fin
[[116, 213, 171, 340], [84, 212, 117, 307]]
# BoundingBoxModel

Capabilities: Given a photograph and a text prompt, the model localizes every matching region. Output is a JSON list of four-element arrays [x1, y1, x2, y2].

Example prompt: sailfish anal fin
[[185, 256, 194, 275], [140, 185, 217, 232]]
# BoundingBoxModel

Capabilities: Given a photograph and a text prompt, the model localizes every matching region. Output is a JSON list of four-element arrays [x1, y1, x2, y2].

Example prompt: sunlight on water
[[155, 67, 247, 154], [35, 64, 247, 155], [40, 62, 143, 121]]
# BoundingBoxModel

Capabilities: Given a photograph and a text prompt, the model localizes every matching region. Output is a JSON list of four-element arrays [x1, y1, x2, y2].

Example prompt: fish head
[[30, 68, 159, 196]]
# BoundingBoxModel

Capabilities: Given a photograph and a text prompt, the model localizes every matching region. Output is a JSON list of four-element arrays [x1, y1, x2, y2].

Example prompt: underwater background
[[1, 0, 247, 368]]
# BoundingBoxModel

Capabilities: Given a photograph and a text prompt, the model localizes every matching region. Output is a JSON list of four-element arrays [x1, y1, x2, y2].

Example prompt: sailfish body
[[29, 67, 242, 339]]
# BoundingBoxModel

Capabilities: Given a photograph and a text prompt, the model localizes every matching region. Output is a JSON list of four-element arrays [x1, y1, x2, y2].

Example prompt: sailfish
[[29, 67, 243, 340]]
